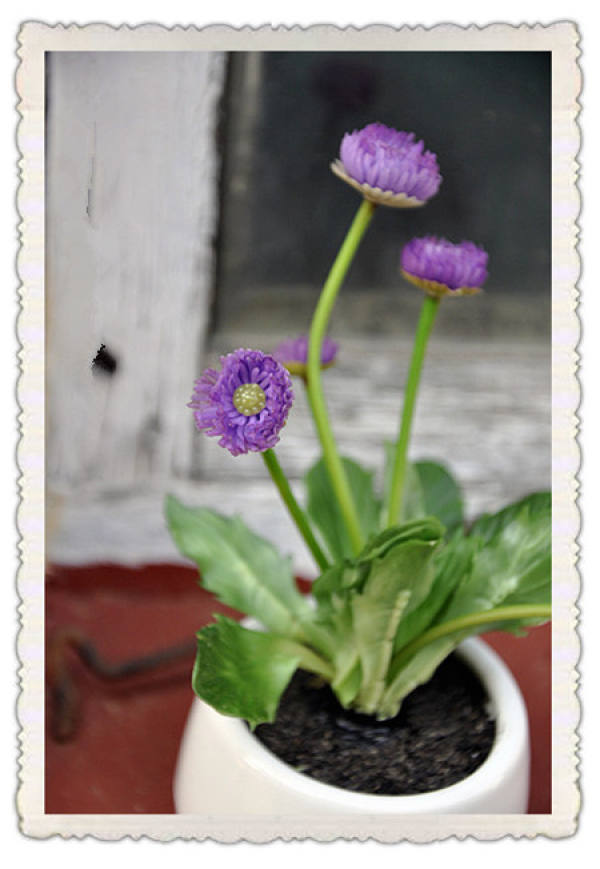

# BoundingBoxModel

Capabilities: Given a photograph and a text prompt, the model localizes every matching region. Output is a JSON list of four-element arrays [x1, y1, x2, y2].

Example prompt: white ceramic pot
[[174, 636, 530, 815]]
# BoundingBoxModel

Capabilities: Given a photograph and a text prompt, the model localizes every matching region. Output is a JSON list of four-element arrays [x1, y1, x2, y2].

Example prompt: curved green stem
[[262, 449, 330, 572], [386, 294, 440, 526], [277, 638, 335, 680], [389, 604, 552, 675], [306, 198, 376, 556]]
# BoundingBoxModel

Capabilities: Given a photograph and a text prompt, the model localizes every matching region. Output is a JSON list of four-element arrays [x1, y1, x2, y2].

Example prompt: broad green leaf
[[442, 493, 551, 622], [192, 616, 302, 729], [357, 517, 445, 565], [312, 519, 444, 621], [410, 461, 464, 533], [383, 444, 464, 533], [469, 491, 550, 544], [501, 555, 551, 607], [333, 655, 363, 707], [312, 518, 444, 709], [378, 495, 551, 719], [165, 495, 312, 635], [381, 588, 549, 720], [312, 519, 443, 607], [392, 531, 476, 654], [311, 564, 364, 704], [311, 560, 361, 607], [324, 595, 363, 706], [304, 456, 380, 561], [351, 582, 412, 714], [351, 530, 442, 714]]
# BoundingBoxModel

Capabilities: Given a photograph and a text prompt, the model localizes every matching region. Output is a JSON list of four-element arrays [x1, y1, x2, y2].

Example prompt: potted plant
[[166, 123, 551, 815]]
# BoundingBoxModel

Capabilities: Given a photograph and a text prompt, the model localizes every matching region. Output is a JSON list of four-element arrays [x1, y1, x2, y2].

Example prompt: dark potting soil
[[253, 654, 496, 795]]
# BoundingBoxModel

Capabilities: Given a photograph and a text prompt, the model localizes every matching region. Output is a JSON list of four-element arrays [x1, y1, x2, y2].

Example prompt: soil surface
[[253, 654, 496, 795]]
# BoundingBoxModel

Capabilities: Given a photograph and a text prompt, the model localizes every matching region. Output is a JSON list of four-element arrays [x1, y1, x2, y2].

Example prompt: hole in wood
[[92, 344, 118, 377]]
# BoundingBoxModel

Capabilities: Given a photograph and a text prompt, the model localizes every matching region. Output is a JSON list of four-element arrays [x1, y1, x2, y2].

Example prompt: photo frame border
[[15, 20, 581, 841]]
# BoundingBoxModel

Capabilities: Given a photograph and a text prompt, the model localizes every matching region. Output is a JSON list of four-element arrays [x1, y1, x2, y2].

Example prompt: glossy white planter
[[174, 636, 530, 815]]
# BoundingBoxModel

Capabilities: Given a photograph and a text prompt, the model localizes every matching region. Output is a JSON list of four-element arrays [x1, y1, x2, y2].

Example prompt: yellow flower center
[[233, 383, 266, 416]]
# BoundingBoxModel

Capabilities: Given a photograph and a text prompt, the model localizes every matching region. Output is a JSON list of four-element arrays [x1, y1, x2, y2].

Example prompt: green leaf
[[410, 461, 464, 533], [311, 518, 444, 623], [165, 495, 312, 635], [392, 531, 476, 653], [383, 444, 464, 534], [468, 491, 550, 544], [358, 517, 445, 563], [311, 560, 361, 607], [352, 581, 412, 714], [312, 519, 442, 606], [378, 494, 551, 719], [332, 656, 363, 707], [311, 518, 445, 710], [351, 524, 443, 714], [442, 492, 551, 622], [311, 518, 444, 714], [192, 616, 302, 729], [324, 595, 363, 707], [304, 456, 380, 561]]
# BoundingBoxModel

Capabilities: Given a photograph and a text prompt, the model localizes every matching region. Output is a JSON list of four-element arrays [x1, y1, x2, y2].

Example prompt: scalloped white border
[[15, 20, 581, 842]]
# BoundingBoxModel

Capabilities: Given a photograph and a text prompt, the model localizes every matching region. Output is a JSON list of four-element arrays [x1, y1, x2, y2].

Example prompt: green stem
[[389, 604, 552, 675], [306, 198, 376, 556], [278, 639, 335, 680], [262, 449, 330, 573], [386, 294, 440, 526]]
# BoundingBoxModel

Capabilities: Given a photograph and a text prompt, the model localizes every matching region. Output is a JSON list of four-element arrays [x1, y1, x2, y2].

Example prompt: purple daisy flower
[[401, 236, 489, 298], [331, 122, 441, 208], [273, 335, 338, 378], [189, 349, 294, 456]]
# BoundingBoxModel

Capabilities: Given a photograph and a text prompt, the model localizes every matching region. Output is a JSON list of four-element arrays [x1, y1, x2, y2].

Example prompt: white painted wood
[[46, 51, 225, 494]]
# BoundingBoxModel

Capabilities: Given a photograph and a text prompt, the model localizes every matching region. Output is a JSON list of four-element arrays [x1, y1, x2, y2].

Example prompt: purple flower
[[273, 335, 338, 378], [331, 123, 441, 207], [189, 349, 294, 456], [401, 236, 489, 298]]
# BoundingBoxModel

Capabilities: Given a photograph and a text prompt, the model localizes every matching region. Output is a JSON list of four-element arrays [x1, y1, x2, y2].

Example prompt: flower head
[[331, 123, 441, 208], [189, 349, 294, 456], [401, 236, 489, 298], [273, 335, 338, 379]]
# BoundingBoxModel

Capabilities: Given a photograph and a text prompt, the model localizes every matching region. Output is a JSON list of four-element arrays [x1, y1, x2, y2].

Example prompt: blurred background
[[218, 51, 550, 320], [44, 48, 552, 815], [46, 49, 551, 576]]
